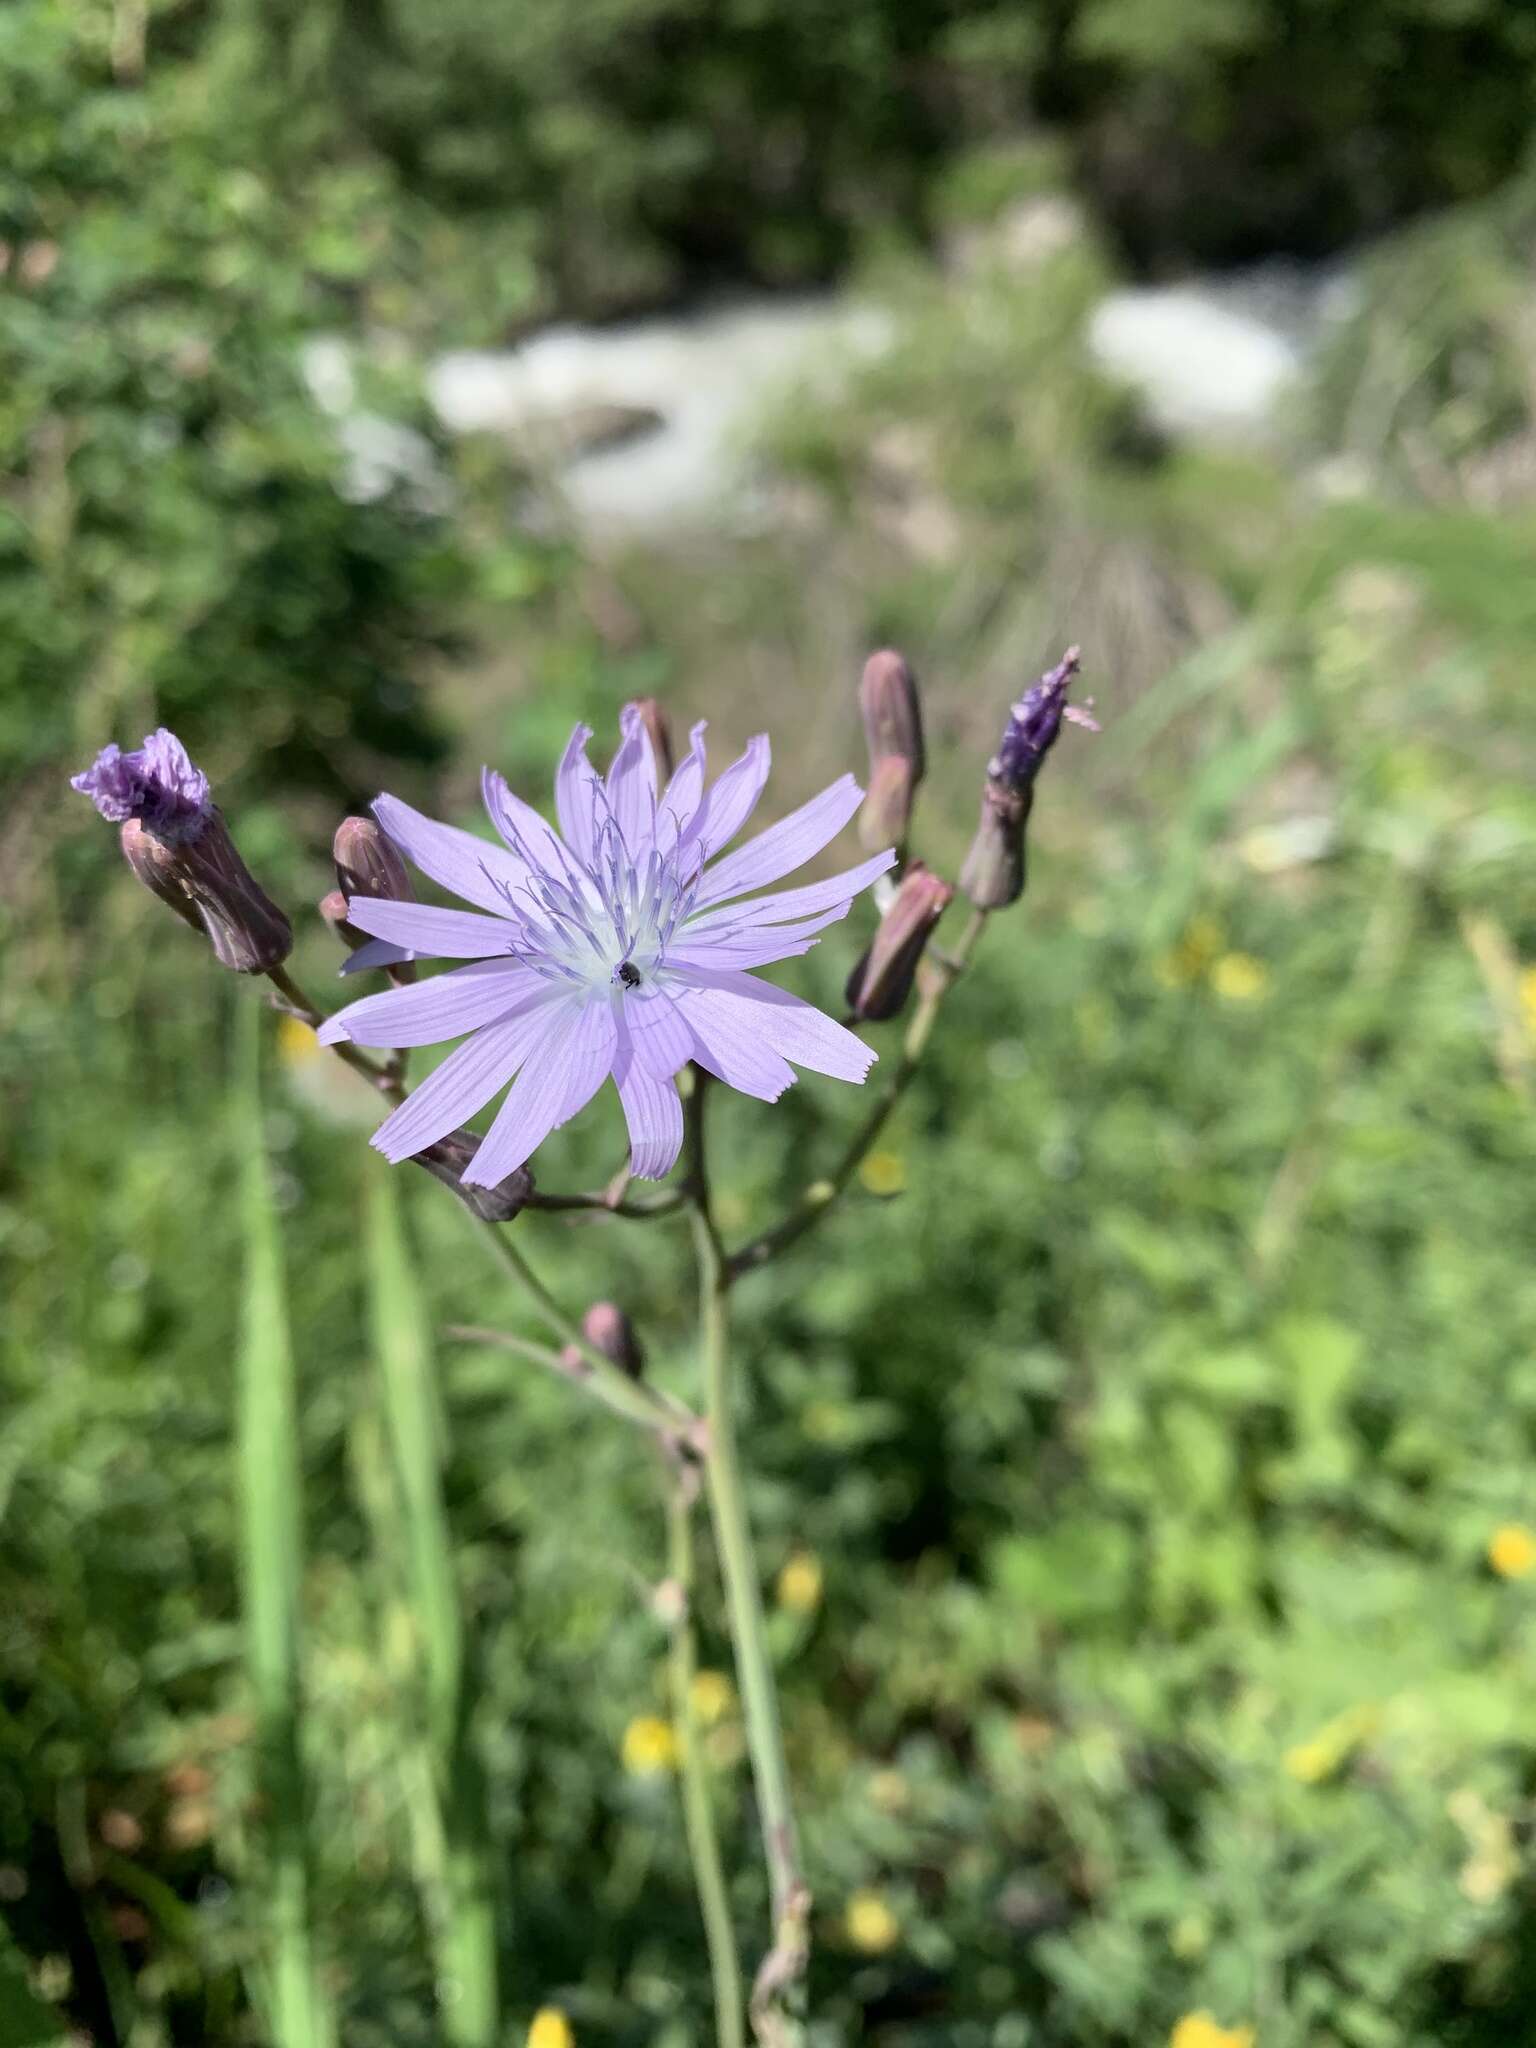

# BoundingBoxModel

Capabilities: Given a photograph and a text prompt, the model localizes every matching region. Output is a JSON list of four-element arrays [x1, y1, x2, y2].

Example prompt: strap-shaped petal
[[693, 773, 863, 908], [373, 794, 528, 916], [464, 996, 617, 1185], [369, 995, 560, 1162]]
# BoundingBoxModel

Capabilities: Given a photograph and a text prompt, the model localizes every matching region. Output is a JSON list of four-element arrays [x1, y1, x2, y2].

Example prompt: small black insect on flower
[[616, 960, 642, 989]]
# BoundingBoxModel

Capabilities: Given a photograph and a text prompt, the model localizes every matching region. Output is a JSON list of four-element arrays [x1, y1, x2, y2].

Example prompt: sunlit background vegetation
[[6, 1, 1536, 2042]]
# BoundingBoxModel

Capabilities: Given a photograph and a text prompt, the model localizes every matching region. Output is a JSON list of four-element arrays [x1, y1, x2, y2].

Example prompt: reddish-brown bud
[[120, 814, 292, 973], [412, 1129, 534, 1222], [858, 650, 925, 853], [630, 699, 675, 784], [332, 816, 415, 981], [318, 888, 365, 951], [845, 861, 954, 1020], [333, 816, 413, 904], [580, 1301, 646, 1380]]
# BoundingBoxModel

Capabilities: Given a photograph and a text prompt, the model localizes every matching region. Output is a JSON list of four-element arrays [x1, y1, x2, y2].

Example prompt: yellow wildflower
[[1519, 964, 1536, 1041], [844, 1889, 900, 1954], [1209, 952, 1269, 1002], [621, 1715, 677, 1776], [1169, 2012, 1254, 2048], [1283, 1703, 1378, 1784], [859, 1150, 906, 1197], [1154, 913, 1225, 988], [1488, 1523, 1536, 1579], [527, 2008, 574, 2048], [689, 1670, 735, 1727], [276, 1014, 322, 1063], [776, 1550, 823, 1616]]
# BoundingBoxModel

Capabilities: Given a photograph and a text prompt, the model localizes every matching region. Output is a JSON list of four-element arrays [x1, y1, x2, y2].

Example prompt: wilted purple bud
[[580, 1301, 645, 1381], [858, 650, 925, 853], [72, 729, 210, 841], [73, 729, 292, 973], [960, 648, 1095, 911], [119, 816, 293, 973], [845, 862, 954, 1021], [988, 647, 1095, 794], [629, 698, 675, 784], [334, 815, 413, 904], [412, 1129, 533, 1222]]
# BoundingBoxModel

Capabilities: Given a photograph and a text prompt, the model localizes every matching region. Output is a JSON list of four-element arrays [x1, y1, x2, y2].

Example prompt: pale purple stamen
[[319, 717, 896, 1187]]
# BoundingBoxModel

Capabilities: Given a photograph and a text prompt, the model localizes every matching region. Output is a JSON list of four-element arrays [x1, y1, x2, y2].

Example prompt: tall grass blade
[[363, 1161, 498, 2047], [235, 999, 334, 2048]]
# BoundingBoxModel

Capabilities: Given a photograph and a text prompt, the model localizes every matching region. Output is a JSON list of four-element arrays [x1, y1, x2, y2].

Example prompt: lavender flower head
[[321, 707, 895, 1186], [989, 646, 1099, 792], [72, 727, 291, 972], [71, 729, 211, 842]]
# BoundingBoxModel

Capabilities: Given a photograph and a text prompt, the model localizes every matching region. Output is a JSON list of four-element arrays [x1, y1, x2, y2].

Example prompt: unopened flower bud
[[332, 816, 416, 981], [580, 1301, 645, 1381], [412, 1129, 533, 1222], [333, 815, 413, 904], [960, 647, 1096, 911], [845, 862, 953, 1021], [859, 650, 925, 853], [71, 728, 291, 972], [319, 888, 365, 951], [629, 698, 675, 784]]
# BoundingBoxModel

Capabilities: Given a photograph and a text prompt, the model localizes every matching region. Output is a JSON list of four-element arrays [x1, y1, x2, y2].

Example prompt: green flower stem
[[664, 1465, 747, 2048], [468, 1214, 696, 1437], [727, 907, 988, 1279], [264, 963, 405, 1103], [686, 1080, 809, 2043]]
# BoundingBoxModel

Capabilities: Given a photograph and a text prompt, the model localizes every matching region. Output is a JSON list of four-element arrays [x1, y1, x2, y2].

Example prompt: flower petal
[[683, 849, 896, 936], [554, 724, 602, 867], [612, 1018, 684, 1179], [373, 793, 528, 916], [676, 734, 770, 864], [370, 996, 560, 1162], [664, 903, 850, 971], [320, 959, 536, 1049], [482, 766, 567, 878], [693, 773, 863, 908], [656, 721, 708, 850], [675, 968, 876, 1083], [671, 980, 796, 1101], [344, 897, 516, 960], [623, 982, 693, 1082], [340, 936, 418, 977], [463, 995, 617, 1185], [606, 706, 657, 853]]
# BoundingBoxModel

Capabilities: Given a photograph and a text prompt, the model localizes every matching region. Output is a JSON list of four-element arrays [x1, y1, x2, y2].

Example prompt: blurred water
[[309, 260, 1355, 531], [427, 295, 895, 535]]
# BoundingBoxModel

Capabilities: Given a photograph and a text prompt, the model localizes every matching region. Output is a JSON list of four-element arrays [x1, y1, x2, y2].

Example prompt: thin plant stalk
[[729, 908, 988, 1276], [686, 1081, 809, 2044], [364, 1164, 498, 2047], [234, 998, 334, 2048], [663, 1466, 747, 2048]]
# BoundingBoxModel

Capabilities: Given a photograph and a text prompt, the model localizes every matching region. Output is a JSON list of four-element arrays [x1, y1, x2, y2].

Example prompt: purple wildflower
[[71, 729, 211, 842], [320, 708, 895, 1186], [989, 646, 1098, 793]]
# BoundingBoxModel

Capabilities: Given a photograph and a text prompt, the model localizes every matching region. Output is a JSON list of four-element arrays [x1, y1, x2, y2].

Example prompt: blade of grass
[[363, 1161, 498, 2048], [235, 997, 334, 2048]]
